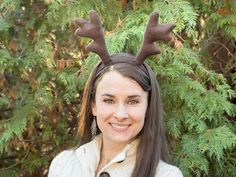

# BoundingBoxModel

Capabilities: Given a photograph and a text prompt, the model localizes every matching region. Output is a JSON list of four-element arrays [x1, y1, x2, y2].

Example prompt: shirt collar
[[75, 134, 139, 175]]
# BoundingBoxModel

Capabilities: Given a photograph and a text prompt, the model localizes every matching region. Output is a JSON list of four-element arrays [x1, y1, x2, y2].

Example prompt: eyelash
[[103, 99, 114, 104], [128, 100, 139, 104]]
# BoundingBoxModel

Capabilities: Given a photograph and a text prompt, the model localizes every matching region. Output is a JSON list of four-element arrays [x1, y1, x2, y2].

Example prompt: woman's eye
[[128, 100, 139, 104], [103, 99, 114, 104]]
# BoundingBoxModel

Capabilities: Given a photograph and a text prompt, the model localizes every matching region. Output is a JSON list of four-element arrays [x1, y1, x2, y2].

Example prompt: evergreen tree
[[0, 0, 235, 176]]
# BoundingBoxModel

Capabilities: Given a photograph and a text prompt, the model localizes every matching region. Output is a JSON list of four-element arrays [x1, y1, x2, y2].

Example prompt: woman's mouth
[[110, 123, 130, 131]]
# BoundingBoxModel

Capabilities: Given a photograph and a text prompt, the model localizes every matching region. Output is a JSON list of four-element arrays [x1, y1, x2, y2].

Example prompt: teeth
[[111, 124, 129, 129]]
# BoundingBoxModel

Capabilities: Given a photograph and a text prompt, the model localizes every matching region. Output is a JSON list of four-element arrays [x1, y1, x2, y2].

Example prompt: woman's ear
[[91, 101, 97, 116]]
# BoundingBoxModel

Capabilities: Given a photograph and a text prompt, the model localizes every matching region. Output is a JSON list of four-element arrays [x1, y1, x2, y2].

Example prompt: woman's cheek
[[97, 104, 114, 116]]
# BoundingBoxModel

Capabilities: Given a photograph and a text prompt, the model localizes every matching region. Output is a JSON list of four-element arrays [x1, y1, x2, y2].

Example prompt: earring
[[91, 117, 97, 139]]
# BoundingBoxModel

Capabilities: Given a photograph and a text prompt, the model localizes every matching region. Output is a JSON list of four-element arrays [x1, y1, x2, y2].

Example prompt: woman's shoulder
[[156, 161, 183, 177], [51, 149, 77, 165], [48, 149, 80, 177]]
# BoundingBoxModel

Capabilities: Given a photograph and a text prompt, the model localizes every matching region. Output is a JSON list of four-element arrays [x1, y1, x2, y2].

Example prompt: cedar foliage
[[0, 0, 236, 176]]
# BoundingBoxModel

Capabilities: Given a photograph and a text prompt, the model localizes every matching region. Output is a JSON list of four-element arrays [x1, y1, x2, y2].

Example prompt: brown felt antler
[[74, 10, 111, 64], [136, 12, 175, 64]]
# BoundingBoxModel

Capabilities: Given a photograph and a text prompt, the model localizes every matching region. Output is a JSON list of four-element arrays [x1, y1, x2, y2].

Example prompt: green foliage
[[0, 0, 236, 177], [179, 135, 209, 176], [198, 126, 236, 160], [154, 0, 198, 38], [0, 49, 15, 74], [107, 11, 149, 54]]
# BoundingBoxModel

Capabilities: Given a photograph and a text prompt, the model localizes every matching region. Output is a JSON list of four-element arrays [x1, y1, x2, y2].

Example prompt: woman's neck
[[96, 137, 129, 175], [101, 139, 127, 163]]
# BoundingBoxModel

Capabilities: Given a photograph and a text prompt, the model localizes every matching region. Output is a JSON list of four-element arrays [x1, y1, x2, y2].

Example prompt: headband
[[74, 10, 175, 70]]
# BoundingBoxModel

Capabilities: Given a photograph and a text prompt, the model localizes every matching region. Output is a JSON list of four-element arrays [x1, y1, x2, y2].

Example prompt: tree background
[[0, 0, 236, 176]]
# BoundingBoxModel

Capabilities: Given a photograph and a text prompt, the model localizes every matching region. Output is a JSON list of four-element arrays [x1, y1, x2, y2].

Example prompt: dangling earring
[[91, 117, 97, 140]]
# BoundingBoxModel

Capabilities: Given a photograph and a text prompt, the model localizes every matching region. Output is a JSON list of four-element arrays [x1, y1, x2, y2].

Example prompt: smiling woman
[[91, 69, 148, 175], [48, 10, 183, 177], [92, 70, 148, 147]]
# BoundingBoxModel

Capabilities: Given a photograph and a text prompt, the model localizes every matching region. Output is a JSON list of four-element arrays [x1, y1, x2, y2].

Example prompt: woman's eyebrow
[[128, 95, 142, 98], [101, 94, 142, 98], [101, 93, 114, 97]]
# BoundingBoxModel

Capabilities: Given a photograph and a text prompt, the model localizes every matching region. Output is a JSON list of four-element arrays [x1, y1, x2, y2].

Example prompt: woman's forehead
[[95, 71, 146, 96]]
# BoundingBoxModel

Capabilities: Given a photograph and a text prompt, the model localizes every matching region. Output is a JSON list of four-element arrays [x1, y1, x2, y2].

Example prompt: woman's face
[[92, 71, 148, 147]]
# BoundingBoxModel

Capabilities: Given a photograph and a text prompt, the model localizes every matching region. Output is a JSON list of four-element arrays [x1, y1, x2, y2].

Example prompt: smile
[[110, 123, 130, 130]]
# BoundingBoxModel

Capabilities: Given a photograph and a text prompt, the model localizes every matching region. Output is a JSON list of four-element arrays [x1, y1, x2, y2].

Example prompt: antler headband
[[75, 10, 175, 65]]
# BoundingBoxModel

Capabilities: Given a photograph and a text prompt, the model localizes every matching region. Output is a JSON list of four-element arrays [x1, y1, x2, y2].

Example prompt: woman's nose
[[113, 104, 128, 119]]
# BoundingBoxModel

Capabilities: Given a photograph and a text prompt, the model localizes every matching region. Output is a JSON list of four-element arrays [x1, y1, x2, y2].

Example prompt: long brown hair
[[78, 53, 169, 177]]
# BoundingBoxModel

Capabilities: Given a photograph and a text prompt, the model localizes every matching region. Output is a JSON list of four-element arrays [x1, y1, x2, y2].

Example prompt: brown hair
[[78, 53, 169, 177]]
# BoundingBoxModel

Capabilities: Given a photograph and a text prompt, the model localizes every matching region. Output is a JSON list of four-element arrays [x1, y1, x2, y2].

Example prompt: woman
[[48, 10, 183, 177]]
